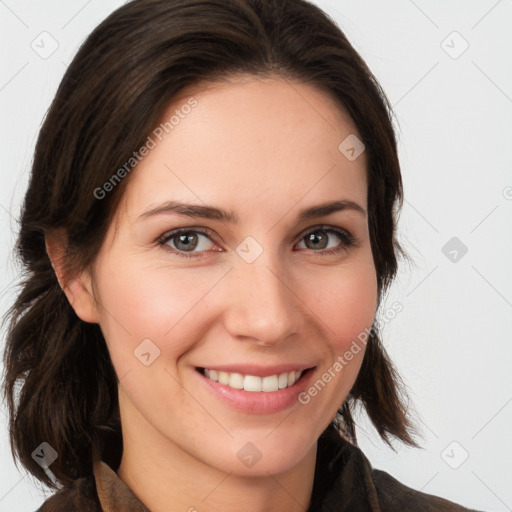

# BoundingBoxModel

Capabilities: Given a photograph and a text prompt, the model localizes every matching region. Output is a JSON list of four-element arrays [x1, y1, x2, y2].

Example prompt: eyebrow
[[138, 199, 366, 223]]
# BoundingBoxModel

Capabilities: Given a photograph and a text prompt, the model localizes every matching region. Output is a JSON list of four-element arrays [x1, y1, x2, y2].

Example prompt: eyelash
[[156, 225, 357, 259]]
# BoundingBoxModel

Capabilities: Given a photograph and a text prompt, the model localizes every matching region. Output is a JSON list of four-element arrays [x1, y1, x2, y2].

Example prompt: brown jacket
[[36, 426, 480, 511]]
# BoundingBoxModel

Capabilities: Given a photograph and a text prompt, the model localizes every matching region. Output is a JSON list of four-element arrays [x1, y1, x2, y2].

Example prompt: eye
[[295, 226, 356, 255], [157, 228, 219, 258], [157, 225, 357, 259]]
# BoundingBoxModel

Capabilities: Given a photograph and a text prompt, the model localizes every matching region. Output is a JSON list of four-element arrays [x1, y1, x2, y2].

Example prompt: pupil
[[308, 232, 327, 250], [177, 233, 197, 251]]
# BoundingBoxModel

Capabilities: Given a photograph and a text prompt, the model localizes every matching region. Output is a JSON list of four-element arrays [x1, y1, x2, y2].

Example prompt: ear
[[45, 228, 99, 324]]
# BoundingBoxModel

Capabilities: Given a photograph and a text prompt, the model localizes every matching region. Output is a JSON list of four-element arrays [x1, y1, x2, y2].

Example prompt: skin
[[47, 74, 378, 512]]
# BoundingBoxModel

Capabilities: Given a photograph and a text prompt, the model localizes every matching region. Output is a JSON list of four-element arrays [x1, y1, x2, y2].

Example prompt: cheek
[[309, 260, 378, 352], [92, 253, 219, 366], [295, 260, 377, 423]]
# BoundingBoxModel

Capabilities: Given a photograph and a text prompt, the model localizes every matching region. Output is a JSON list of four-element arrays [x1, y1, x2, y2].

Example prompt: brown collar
[[93, 460, 150, 511]]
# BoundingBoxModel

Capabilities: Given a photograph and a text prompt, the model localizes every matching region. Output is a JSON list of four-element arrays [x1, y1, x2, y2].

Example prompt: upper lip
[[197, 364, 315, 377]]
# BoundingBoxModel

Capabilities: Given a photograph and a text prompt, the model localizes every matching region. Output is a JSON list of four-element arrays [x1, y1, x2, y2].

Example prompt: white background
[[1, 1, 511, 511]]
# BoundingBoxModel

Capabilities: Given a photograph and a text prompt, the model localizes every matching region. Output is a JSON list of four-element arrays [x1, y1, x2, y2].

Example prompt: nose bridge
[[224, 247, 302, 344]]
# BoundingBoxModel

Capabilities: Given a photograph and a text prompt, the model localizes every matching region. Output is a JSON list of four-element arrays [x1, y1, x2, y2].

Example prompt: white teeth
[[228, 372, 244, 389], [278, 372, 289, 389], [261, 375, 279, 392], [243, 375, 261, 392], [202, 368, 303, 392]]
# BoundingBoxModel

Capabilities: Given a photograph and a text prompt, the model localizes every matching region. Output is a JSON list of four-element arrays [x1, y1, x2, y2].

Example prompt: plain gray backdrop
[[1, 1, 511, 511]]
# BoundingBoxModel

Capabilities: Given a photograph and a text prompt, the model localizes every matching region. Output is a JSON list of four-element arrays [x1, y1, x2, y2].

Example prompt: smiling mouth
[[196, 367, 313, 392]]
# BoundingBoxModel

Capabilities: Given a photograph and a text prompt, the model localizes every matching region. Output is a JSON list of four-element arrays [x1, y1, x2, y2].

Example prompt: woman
[[2, 0, 480, 510]]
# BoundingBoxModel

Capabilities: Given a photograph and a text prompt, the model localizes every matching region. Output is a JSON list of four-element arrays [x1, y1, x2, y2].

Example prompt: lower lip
[[195, 368, 315, 414]]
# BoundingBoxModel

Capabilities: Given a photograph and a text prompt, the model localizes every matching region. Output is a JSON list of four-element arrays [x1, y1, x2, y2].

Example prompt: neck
[[116, 395, 317, 512]]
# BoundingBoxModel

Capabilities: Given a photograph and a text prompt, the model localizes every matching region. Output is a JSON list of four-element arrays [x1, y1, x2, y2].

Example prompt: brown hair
[[2, 0, 416, 490]]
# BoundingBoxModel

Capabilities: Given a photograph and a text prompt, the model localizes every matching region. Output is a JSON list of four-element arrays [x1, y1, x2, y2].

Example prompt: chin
[[199, 428, 317, 477]]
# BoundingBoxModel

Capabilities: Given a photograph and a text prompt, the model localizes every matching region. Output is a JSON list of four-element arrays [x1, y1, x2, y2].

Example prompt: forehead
[[118, 74, 367, 223]]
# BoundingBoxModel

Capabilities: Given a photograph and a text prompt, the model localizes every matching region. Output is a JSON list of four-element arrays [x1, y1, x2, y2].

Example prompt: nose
[[222, 254, 304, 347]]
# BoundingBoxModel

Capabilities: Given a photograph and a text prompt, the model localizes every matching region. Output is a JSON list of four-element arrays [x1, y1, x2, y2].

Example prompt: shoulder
[[314, 426, 481, 512], [372, 467, 480, 511], [35, 474, 101, 512]]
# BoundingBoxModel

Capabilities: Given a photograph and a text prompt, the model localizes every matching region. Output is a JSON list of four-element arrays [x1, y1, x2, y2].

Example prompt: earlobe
[[45, 230, 100, 324], [65, 273, 100, 324]]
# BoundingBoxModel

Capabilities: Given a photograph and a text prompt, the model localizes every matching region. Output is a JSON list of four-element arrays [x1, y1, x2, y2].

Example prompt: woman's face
[[87, 75, 377, 476]]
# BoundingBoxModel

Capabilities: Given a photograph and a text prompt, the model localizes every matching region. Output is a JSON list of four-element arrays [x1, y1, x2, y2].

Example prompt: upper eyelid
[[295, 224, 351, 239]]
